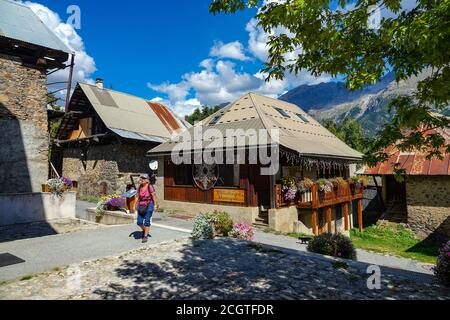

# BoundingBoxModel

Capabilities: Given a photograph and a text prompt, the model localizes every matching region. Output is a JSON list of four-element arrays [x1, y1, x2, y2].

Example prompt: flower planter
[[300, 191, 312, 203]]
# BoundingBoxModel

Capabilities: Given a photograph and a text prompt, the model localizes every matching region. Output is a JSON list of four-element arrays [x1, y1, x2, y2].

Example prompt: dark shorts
[[137, 203, 154, 227]]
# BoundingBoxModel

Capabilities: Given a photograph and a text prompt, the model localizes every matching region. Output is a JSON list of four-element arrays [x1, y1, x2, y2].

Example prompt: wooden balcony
[[275, 180, 365, 235]]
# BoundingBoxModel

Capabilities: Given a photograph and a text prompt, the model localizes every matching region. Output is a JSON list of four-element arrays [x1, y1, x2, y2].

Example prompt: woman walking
[[135, 174, 158, 243]]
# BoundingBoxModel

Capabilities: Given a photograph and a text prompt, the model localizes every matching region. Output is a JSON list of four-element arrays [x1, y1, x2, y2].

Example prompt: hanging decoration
[[192, 164, 219, 191], [280, 148, 357, 172]]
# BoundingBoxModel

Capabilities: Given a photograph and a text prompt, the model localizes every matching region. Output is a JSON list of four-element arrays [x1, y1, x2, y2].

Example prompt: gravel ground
[[1, 238, 448, 300]]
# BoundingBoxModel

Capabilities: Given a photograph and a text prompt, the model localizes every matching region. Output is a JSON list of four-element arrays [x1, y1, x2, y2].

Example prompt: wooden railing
[[275, 180, 364, 210], [275, 180, 365, 234]]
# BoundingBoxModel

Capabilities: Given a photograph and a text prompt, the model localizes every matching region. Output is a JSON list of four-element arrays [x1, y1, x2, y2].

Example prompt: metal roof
[[148, 92, 362, 161], [74, 83, 189, 142], [363, 128, 450, 176], [0, 0, 71, 54]]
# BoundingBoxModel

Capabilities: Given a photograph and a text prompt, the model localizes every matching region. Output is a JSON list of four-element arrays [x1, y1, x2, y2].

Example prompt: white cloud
[[209, 41, 250, 61], [149, 15, 331, 116], [21, 1, 96, 106]]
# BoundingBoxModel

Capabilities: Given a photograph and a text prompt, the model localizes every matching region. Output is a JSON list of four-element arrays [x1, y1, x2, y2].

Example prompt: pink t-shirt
[[138, 184, 154, 206]]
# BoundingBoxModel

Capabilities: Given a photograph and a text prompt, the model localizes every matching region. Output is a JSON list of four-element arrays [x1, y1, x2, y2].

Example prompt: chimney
[[95, 78, 104, 89]]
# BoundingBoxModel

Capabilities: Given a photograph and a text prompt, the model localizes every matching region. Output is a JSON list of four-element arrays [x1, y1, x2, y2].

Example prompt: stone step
[[253, 222, 269, 229], [255, 217, 268, 223]]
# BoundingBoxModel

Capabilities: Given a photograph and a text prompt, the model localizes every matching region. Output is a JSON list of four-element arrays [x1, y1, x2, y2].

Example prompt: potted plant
[[105, 196, 126, 211], [297, 178, 314, 202], [317, 178, 333, 201], [59, 176, 73, 191], [45, 178, 65, 196], [335, 177, 347, 196], [349, 176, 360, 194], [281, 176, 298, 205]]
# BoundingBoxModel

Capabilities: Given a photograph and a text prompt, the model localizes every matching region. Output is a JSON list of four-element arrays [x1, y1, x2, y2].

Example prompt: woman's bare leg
[[144, 226, 150, 237]]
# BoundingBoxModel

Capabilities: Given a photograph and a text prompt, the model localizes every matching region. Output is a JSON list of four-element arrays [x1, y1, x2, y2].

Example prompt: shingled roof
[[147, 92, 362, 161]]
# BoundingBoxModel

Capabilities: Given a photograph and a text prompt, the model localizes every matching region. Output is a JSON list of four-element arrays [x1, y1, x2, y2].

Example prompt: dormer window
[[209, 115, 223, 126], [296, 113, 310, 123], [275, 107, 290, 118]]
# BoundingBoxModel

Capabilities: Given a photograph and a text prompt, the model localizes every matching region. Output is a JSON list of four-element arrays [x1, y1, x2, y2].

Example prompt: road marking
[[152, 223, 192, 234]]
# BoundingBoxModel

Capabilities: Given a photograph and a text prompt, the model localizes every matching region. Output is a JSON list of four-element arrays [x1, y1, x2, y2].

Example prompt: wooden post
[[65, 53, 75, 112], [311, 210, 317, 235], [343, 202, 349, 231], [327, 207, 332, 233], [358, 199, 363, 232]]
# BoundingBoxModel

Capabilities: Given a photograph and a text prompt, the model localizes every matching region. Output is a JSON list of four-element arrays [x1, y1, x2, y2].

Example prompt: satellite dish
[[149, 160, 158, 171]]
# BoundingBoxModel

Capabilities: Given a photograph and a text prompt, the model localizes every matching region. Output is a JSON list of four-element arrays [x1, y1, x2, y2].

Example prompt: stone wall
[[0, 54, 49, 193], [62, 143, 157, 197], [406, 175, 450, 241], [0, 192, 76, 226]]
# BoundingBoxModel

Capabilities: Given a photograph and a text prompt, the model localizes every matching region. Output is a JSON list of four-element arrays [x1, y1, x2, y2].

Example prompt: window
[[209, 115, 223, 126], [174, 164, 193, 186], [216, 164, 240, 188], [296, 113, 310, 123], [274, 107, 290, 118]]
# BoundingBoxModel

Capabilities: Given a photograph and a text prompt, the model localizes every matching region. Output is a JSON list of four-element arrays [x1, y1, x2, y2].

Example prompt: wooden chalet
[[148, 92, 364, 235]]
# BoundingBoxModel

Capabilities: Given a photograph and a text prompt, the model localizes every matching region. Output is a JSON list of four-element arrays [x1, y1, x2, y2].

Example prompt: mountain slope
[[280, 71, 443, 137]]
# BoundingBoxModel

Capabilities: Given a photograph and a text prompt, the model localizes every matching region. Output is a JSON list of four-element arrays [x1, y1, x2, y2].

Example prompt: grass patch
[[20, 275, 33, 281], [78, 195, 100, 203], [350, 224, 439, 264]]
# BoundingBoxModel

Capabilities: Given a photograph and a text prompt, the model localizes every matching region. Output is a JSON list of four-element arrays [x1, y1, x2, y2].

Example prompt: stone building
[[55, 81, 189, 197], [0, 0, 70, 193], [363, 127, 450, 243]]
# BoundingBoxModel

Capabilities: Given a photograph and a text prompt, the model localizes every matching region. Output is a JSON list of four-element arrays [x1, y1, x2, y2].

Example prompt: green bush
[[307, 233, 357, 260], [208, 211, 233, 236], [191, 214, 214, 240], [192, 211, 234, 239]]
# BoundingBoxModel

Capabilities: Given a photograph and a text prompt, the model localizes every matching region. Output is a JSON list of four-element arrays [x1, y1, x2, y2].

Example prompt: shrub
[[191, 213, 214, 240], [434, 240, 450, 286], [307, 233, 357, 260], [230, 222, 255, 241], [208, 211, 233, 236]]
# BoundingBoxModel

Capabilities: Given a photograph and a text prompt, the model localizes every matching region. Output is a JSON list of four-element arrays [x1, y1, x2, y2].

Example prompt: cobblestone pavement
[[0, 238, 449, 300], [0, 219, 103, 243]]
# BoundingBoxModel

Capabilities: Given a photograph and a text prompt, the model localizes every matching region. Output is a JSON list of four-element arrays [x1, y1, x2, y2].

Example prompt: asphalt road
[[0, 224, 189, 282]]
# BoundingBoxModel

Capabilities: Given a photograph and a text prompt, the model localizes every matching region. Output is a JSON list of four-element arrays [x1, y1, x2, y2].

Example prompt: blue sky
[[24, 0, 335, 115], [23, 0, 412, 115]]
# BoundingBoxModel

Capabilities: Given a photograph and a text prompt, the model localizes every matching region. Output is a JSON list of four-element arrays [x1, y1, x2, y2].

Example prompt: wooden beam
[[358, 199, 363, 232], [343, 202, 349, 231], [311, 210, 317, 235], [327, 207, 332, 233]]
